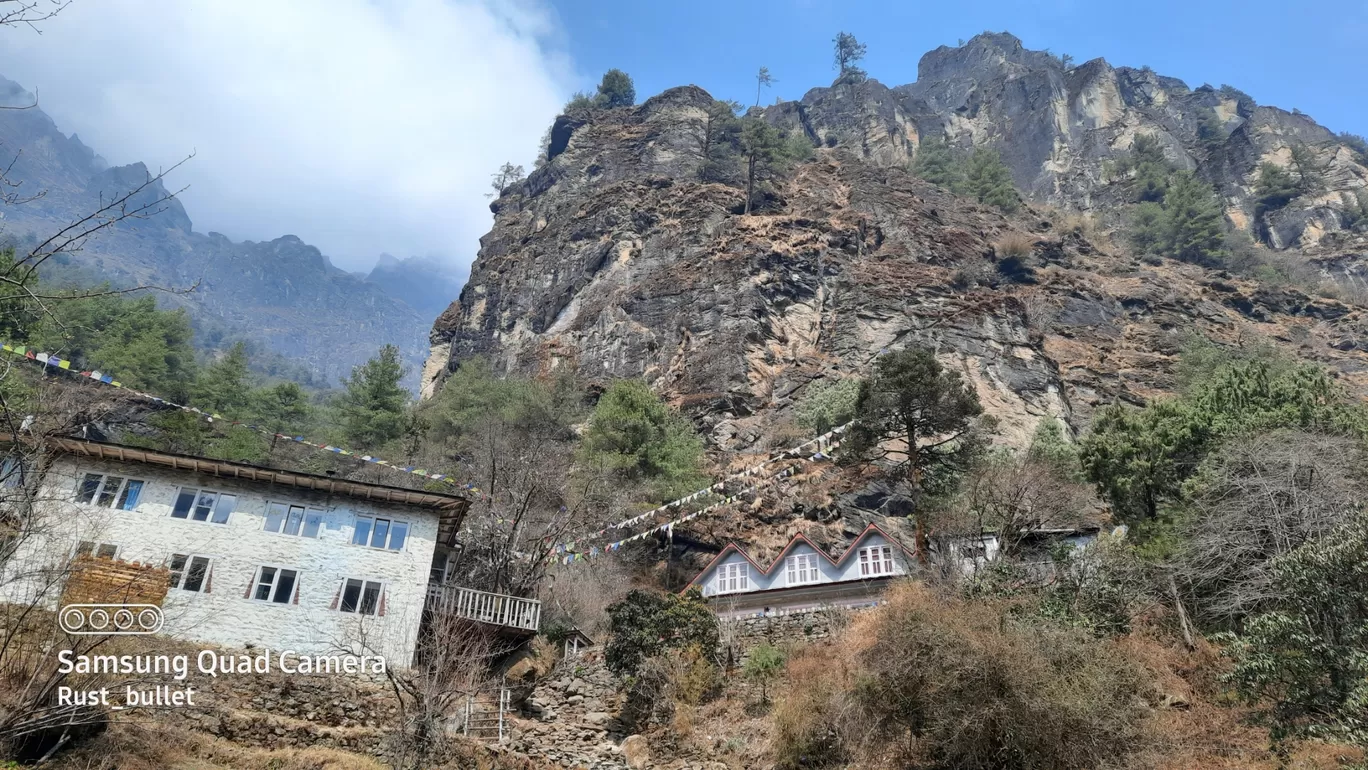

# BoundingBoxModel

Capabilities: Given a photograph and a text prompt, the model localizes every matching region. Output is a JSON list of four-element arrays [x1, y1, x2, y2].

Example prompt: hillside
[[424, 34, 1368, 450], [0, 75, 430, 388]]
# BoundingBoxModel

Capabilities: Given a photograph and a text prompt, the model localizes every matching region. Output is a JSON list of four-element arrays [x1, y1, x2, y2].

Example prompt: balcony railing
[[426, 583, 541, 633]]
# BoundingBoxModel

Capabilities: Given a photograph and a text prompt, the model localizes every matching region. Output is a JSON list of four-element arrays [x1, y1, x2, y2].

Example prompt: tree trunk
[[744, 153, 757, 214], [908, 419, 928, 565]]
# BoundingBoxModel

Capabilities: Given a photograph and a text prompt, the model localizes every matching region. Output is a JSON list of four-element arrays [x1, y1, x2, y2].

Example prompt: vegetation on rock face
[[963, 148, 1020, 213], [792, 377, 860, 435], [595, 69, 636, 109], [908, 136, 963, 190], [580, 379, 706, 501], [1127, 169, 1227, 265], [908, 141, 1020, 213]]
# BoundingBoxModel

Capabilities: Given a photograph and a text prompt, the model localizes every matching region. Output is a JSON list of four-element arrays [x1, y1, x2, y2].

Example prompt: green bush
[[604, 589, 719, 677], [1221, 513, 1368, 746], [964, 148, 1020, 213], [742, 643, 785, 703], [595, 69, 636, 109], [1080, 354, 1368, 523], [580, 379, 706, 500]]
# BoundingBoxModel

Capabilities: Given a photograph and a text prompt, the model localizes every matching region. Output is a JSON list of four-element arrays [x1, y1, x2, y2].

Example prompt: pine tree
[[1125, 134, 1171, 203], [845, 348, 988, 559], [964, 149, 1020, 213], [337, 344, 410, 448], [595, 69, 636, 109], [488, 162, 525, 197], [755, 66, 775, 107], [1197, 109, 1226, 152], [910, 137, 964, 191], [740, 117, 807, 214], [833, 32, 867, 81], [698, 99, 743, 183], [1162, 171, 1226, 265], [580, 379, 706, 500]]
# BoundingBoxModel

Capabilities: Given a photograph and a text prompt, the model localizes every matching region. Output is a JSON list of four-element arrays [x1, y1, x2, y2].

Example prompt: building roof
[[5, 434, 470, 546], [682, 523, 916, 593]]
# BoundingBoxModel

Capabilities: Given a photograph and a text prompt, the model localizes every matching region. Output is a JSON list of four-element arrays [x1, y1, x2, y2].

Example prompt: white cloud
[[0, 0, 574, 273]]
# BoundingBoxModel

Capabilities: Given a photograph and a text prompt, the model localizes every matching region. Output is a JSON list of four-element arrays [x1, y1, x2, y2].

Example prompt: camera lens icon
[[59, 604, 163, 635]]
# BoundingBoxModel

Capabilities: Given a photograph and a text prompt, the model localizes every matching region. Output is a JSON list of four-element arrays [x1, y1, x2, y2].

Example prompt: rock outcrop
[[426, 61, 1368, 450], [772, 33, 1367, 249]]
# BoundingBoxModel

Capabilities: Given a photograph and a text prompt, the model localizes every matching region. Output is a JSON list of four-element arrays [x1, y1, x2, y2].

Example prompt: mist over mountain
[[365, 254, 467, 322], [0, 75, 429, 390]]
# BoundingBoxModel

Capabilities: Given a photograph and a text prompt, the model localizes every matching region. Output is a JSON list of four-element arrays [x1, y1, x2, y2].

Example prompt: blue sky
[[549, 0, 1367, 137]]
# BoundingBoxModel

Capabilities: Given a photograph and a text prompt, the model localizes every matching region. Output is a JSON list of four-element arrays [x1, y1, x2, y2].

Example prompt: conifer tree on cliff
[[595, 69, 636, 108], [833, 32, 867, 81], [845, 348, 988, 561]]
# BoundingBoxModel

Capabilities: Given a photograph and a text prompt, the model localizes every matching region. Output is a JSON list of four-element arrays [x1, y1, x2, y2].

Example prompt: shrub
[[742, 643, 785, 704], [993, 231, 1034, 258], [604, 589, 719, 677], [580, 379, 707, 501], [1221, 513, 1368, 746], [776, 584, 1153, 769]]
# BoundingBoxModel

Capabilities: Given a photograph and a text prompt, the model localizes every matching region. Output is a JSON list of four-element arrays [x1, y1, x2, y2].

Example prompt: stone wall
[[719, 604, 870, 667], [512, 651, 630, 769]]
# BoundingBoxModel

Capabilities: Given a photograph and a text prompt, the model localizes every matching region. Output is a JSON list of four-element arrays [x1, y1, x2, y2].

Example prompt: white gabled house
[[683, 523, 916, 618], [0, 435, 538, 666]]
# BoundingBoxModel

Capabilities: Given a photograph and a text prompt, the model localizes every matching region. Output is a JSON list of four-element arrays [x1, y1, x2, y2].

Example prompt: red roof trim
[[682, 523, 916, 593]]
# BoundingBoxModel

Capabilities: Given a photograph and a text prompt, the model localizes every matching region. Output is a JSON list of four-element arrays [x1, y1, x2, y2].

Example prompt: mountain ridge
[[0, 74, 433, 390]]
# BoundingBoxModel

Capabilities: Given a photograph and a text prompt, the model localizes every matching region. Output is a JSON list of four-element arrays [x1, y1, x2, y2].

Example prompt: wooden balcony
[[426, 583, 541, 634]]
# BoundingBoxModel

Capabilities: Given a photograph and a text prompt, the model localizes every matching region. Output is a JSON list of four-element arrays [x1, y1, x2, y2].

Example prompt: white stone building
[[0, 436, 470, 666]]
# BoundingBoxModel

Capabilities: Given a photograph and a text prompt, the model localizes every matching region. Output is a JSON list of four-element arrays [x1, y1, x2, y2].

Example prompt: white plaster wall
[[0, 455, 440, 666]]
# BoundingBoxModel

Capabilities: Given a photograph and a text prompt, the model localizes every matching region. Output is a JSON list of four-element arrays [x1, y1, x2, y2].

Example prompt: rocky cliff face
[[426, 67, 1368, 450], [771, 33, 1367, 251], [0, 76, 428, 389]]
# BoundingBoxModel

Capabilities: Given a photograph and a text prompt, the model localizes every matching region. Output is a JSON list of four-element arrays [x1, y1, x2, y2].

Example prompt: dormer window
[[785, 553, 819, 586], [858, 545, 895, 576], [717, 562, 749, 594]]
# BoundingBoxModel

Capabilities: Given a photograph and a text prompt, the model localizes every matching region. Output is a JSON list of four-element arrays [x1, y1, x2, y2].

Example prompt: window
[[252, 566, 297, 604], [429, 551, 451, 584], [169, 554, 211, 593], [717, 562, 749, 594], [352, 516, 408, 551], [75, 541, 119, 559], [74, 474, 144, 510], [1, 456, 26, 488], [171, 488, 236, 524], [858, 545, 895, 576], [263, 503, 324, 538], [785, 553, 819, 586], [338, 578, 382, 616]]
